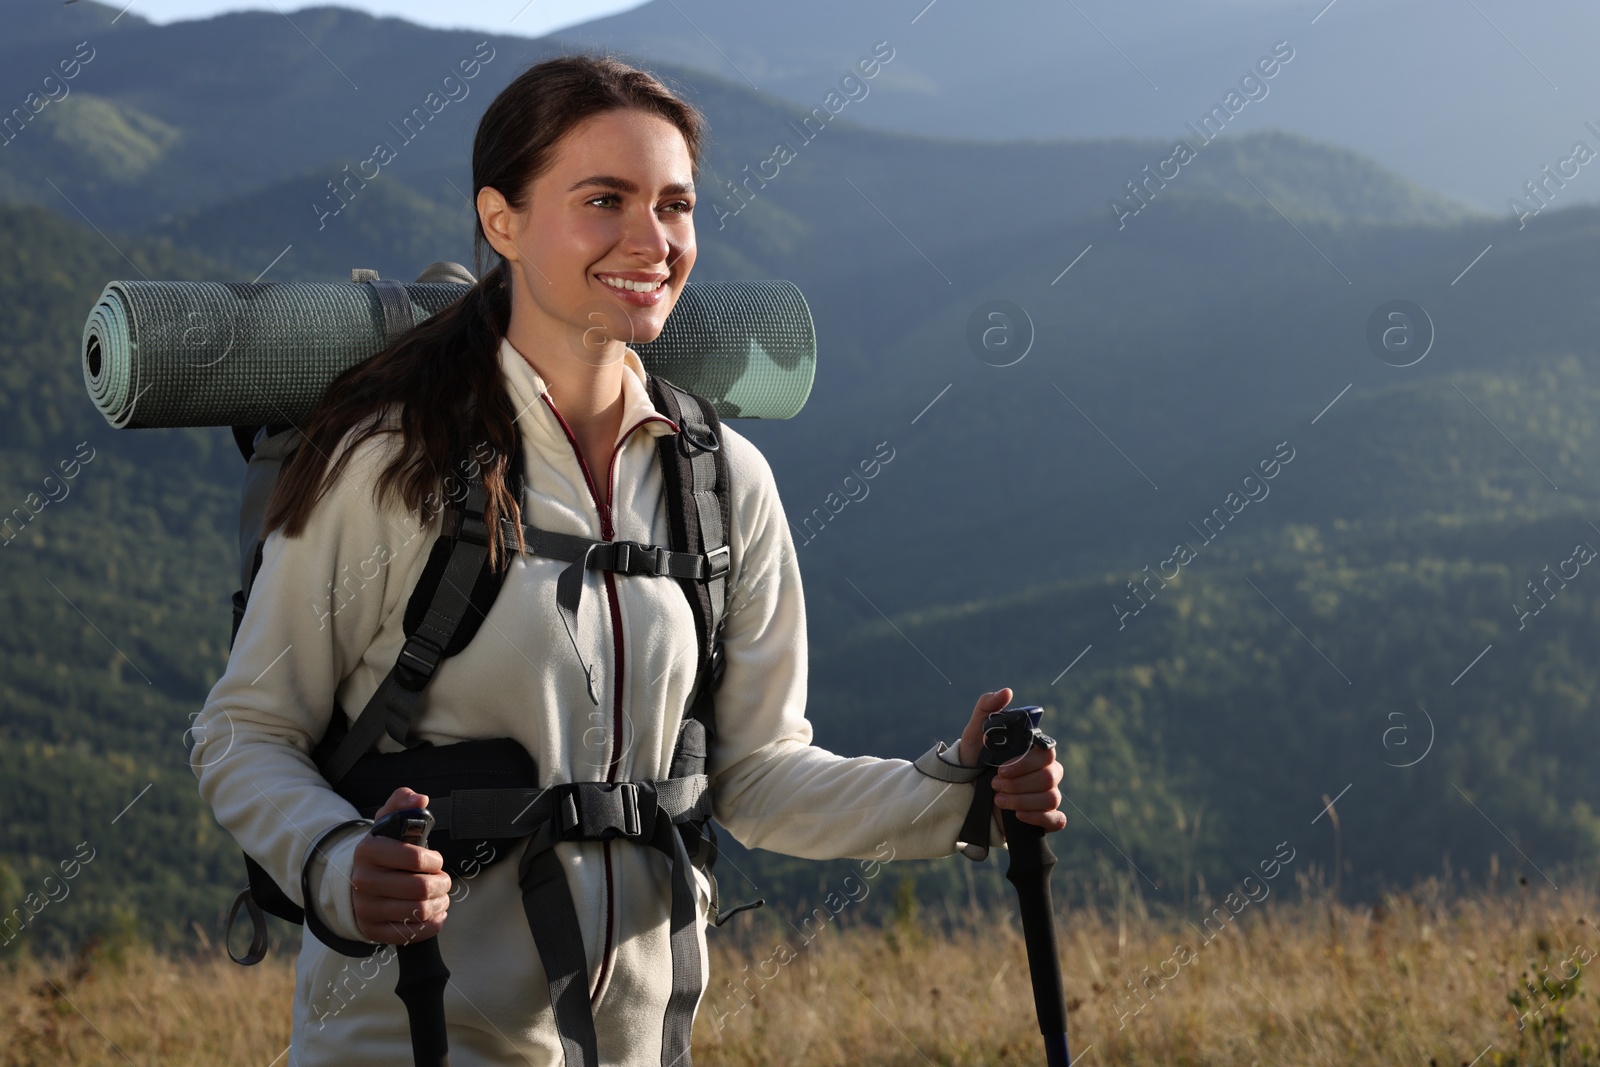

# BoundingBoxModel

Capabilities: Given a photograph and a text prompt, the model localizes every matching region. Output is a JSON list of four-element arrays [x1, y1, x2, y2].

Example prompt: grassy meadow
[[3, 874, 1598, 1066]]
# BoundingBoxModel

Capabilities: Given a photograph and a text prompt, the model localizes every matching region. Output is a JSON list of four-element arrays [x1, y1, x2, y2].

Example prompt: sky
[[111, 0, 645, 40]]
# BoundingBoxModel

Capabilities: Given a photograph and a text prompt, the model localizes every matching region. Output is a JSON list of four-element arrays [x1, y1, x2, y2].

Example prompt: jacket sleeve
[[189, 427, 440, 949], [707, 430, 1002, 862]]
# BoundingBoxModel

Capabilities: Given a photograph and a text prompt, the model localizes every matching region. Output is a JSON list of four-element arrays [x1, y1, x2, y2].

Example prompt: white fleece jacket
[[190, 335, 992, 1066]]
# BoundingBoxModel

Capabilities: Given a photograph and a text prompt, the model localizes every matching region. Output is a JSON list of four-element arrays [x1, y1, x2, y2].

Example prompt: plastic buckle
[[395, 635, 444, 690], [610, 541, 668, 576], [558, 782, 642, 841], [613, 540, 654, 574], [704, 545, 730, 581]]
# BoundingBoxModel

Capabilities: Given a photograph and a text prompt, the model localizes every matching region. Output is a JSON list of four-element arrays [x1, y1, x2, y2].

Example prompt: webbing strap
[[518, 843, 599, 1067], [957, 767, 1001, 863], [548, 533, 718, 708], [225, 889, 270, 965], [362, 276, 416, 346], [515, 794, 705, 1067], [645, 377, 730, 690], [458, 514, 727, 583], [318, 481, 493, 786], [655, 816, 703, 1065], [301, 819, 381, 959], [418, 776, 710, 839], [454, 506, 730, 711], [674, 390, 728, 642]]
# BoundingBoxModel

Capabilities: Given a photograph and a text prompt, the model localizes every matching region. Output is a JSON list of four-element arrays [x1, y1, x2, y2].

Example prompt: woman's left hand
[[958, 688, 1067, 833]]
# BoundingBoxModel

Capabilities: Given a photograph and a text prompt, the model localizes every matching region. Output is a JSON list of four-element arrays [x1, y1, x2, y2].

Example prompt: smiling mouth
[[596, 273, 668, 293]]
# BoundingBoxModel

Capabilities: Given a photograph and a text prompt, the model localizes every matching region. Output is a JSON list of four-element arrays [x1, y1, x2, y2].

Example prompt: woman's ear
[[477, 185, 521, 262]]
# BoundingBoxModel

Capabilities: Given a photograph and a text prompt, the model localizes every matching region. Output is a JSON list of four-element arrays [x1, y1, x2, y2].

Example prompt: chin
[[629, 320, 667, 346]]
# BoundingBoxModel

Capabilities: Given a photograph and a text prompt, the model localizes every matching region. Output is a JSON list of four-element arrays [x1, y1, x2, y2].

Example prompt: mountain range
[[0, 0, 1596, 951]]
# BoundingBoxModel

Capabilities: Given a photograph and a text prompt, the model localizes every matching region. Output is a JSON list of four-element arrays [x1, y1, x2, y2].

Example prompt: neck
[[504, 317, 628, 449]]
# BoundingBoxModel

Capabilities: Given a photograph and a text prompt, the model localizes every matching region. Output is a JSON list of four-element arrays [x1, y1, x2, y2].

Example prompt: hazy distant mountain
[[552, 0, 1600, 214], [0, 1, 1479, 249]]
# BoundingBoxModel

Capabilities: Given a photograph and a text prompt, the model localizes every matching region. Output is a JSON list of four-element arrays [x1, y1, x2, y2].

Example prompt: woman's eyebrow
[[567, 174, 695, 196]]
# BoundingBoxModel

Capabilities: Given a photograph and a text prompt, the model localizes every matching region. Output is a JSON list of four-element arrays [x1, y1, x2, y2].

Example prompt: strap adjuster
[[442, 507, 489, 546], [557, 782, 645, 841], [703, 544, 730, 581], [395, 635, 444, 690]]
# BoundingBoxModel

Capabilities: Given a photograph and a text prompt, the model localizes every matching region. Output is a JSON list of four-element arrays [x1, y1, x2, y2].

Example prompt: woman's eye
[[586, 195, 693, 214]]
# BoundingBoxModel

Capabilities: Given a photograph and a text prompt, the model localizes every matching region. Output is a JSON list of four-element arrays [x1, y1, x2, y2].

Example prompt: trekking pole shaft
[[1002, 808, 1070, 1067], [393, 939, 451, 1067]]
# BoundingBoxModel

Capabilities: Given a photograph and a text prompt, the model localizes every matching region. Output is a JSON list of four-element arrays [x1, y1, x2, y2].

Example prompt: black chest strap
[[439, 510, 730, 709]]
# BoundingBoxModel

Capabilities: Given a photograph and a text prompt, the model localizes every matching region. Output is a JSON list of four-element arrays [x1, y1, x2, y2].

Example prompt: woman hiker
[[189, 52, 1065, 1066]]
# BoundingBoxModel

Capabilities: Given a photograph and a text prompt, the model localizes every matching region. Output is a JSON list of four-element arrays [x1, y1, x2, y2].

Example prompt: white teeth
[[600, 275, 664, 293]]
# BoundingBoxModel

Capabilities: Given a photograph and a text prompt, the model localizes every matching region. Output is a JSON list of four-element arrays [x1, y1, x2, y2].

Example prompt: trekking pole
[[974, 707, 1070, 1067], [371, 808, 452, 1067]]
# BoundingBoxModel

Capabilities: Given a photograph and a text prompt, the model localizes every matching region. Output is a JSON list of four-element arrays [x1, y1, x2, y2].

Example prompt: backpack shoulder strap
[[645, 374, 732, 725], [646, 376, 761, 928], [232, 423, 301, 649], [315, 428, 524, 785]]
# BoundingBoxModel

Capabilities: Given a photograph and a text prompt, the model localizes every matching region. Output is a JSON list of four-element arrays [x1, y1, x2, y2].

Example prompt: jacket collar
[[497, 335, 680, 452]]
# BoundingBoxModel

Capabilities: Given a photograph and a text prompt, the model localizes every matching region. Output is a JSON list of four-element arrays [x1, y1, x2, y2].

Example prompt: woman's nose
[[619, 207, 672, 262]]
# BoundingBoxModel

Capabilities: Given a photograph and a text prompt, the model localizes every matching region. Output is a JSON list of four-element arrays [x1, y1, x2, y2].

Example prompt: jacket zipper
[[538, 393, 675, 1005]]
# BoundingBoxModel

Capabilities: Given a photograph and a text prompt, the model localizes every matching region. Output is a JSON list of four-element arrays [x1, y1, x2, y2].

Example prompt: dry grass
[[4, 879, 1598, 1066], [0, 934, 295, 1066]]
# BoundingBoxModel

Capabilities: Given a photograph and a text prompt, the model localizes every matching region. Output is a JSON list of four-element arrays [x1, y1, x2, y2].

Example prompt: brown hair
[[261, 53, 707, 571]]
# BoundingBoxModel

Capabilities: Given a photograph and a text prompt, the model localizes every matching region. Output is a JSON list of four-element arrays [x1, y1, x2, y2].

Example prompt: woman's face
[[480, 107, 697, 361]]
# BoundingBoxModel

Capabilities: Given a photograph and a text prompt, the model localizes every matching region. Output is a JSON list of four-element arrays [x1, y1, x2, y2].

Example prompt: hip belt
[[333, 735, 717, 1067]]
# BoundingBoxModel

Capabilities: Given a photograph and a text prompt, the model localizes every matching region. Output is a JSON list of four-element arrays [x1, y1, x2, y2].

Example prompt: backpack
[[214, 272, 759, 1067]]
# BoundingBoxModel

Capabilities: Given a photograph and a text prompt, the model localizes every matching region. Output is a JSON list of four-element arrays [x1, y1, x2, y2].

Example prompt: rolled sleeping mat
[[81, 265, 816, 427]]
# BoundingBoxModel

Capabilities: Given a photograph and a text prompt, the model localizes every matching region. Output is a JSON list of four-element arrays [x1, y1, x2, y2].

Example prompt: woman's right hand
[[351, 787, 453, 944]]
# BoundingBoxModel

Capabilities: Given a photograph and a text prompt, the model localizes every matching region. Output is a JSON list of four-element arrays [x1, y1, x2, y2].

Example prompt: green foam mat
[[82, 278, 816, 427]]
